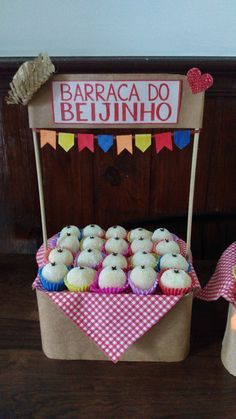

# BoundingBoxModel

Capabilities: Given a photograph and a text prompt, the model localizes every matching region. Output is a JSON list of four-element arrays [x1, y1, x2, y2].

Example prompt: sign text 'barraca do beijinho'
[[51, 80, 182, 125]]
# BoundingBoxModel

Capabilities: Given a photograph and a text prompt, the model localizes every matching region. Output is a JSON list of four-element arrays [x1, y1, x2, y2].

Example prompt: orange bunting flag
[[40, 130, 56, 149], [77, 134, 94, 152], [154, 132, 173, 153], [116, 135, 133, 155], [58, 133, 74, 152], [135, 134, 151, 152]]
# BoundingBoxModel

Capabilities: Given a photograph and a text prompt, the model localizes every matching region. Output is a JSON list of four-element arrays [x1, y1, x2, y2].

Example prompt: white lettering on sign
[[51, 80, 182, 125]]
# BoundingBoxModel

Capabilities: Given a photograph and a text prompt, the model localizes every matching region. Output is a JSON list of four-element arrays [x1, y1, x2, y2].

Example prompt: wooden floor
[[0, 255, 235, 419]]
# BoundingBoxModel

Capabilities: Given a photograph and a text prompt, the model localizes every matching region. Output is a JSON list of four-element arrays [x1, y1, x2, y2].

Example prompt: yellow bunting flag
[[40, 130, 56, 149], [116, 135, 133, 155], [58, 133, 74, 152], [135, 134, 152, 152]]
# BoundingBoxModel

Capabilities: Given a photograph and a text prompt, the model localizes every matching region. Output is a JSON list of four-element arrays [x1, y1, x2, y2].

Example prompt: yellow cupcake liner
[[64, 276, 90, 292]]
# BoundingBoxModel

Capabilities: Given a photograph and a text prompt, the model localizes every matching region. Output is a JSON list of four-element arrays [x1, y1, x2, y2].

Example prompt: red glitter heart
[[187, 67, 213, 94]]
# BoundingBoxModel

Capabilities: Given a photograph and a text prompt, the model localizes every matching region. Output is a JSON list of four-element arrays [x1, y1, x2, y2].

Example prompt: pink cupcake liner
[[127, 270, 158, 296], [90, 270, 130, 294], [102, 243, 130, 257], [158, 268, 194, 296]]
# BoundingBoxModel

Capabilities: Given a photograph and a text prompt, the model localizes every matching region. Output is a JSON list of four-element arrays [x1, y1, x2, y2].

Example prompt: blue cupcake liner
[[157, 255, 191, 272], [38, 267, 68, 292]]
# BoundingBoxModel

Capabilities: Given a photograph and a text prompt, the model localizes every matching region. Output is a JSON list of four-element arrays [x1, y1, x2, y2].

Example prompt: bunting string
[[37, 129, 200, 154]]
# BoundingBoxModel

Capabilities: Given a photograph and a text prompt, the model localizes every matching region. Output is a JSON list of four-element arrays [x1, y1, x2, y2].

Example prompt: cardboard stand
[[28, 73, 205, 361]]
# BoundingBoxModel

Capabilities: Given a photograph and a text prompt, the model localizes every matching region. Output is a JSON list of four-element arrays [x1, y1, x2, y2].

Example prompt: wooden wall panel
[[0, 57, 235, 259]]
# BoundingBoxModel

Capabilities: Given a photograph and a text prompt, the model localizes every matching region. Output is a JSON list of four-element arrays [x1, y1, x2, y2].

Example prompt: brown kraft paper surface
[[36, 290, 193, 362], [28, 74, 205, 129]]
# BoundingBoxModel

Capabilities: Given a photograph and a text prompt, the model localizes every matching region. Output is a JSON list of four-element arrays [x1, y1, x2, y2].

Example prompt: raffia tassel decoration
[[6, 53, 55, 105]]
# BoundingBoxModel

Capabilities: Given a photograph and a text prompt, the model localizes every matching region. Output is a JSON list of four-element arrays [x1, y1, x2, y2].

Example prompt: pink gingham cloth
[[33, 235, 200, 363], [196, 242, 236, 305]]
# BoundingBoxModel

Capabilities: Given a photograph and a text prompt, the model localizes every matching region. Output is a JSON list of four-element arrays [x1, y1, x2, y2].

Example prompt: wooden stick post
[[32, 130, 48, 251], [186, 130, 200, 259]]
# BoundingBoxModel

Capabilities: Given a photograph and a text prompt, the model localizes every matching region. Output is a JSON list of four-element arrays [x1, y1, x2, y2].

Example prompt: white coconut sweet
[[105, 225, 127, 239], [81, 236, 104, 251], [42, 262, 68, 283], [130, 266, 157, 290], [131, 251, 157, 268], [48, 247, 73, 266], [152, 227, 173, 242], [76, 248, 103, 268], [159, 253, 189, 271], [57, 234, 80, 253], [105, 237, 128, 255], [102, 253, 128, 269], [66, 266, 96, 288], [82, 224, 104, 238], [160, 268, 192, 289], [129, 228, 152, 242], [130, 238, 153, 254], [155, 239, 180, 256], [60, 225, 80, 238], [98, 266, 126, 288]]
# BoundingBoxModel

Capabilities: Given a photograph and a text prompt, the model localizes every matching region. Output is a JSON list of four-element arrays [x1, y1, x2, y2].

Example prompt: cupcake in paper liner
[[45, 247, 74, 267], [153, 239, 181, 256], [129, 251, 159, 270], [152, 227, 174, 242], [102, 252, 128, 270], [75, 248, 104, 269], [39, 262, 69, 291], [128, 266, 158, 295], [64, 266, 96, 292], [158, 268, 193, 296], [128, 227, 152, 242], [57, 233, 80, 254], [130, 238, 153, 254], [91, 266, 129, 294], [59, 225, 82, 239], [82, 224, 105, 238], [105, 225, 127, 240], [158, 253, 190, 272], [80, 235, 104, 251], [104, 237, 129, 256]]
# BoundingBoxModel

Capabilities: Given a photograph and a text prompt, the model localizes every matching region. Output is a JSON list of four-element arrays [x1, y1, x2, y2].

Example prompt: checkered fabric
[[33, 235, 200, 363], [196, 242, 236, 305]]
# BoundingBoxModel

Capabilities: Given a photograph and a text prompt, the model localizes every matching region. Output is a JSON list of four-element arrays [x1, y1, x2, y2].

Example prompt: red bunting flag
[[154, 132, 173, 153], [77, 134, 94, 152]]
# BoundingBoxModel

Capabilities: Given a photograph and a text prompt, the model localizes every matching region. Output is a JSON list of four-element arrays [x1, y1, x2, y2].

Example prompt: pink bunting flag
[[77, 134, 94, 152], [154, 133, 173, 153]]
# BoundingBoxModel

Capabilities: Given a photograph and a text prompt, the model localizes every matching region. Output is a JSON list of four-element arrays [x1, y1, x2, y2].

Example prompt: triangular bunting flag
[[116, 135, 133, 155], [155, 132, 172, 153], [40, 130, 56, 149], [135, 134, 151, 152], [77, 134, 94, 152], [58, 133, 74, 152], [174, 130, 191, 149], [98, 134, 114, 152]]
